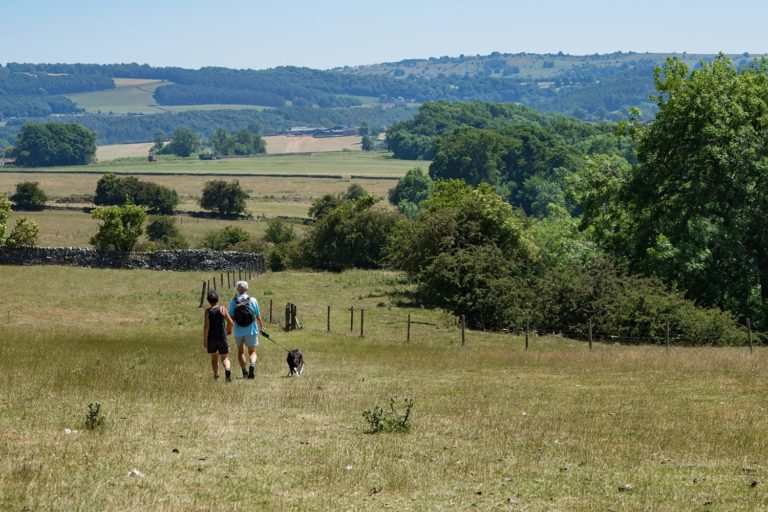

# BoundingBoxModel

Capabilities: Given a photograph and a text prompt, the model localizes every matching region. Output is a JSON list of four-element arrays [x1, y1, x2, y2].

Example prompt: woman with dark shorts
[[203, 290, 235, 381]]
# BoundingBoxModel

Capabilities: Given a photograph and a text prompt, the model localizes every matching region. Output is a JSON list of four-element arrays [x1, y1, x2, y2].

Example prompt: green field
[[5, 210, 302, 247], [0, 172, 397, 212], [0, 151, 416, 246], [3, 151, 421, 178], [1, 266, 766, 510], [65, 78, 271, 115]]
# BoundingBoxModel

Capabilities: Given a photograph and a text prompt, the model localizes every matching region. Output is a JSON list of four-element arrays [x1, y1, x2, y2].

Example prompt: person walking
[[229, 281, 264, 379], [203, 290, 234, 382]]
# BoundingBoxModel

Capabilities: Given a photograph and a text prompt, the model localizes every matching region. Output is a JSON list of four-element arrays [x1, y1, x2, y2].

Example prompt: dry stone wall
[[0, 247, 264, 272]]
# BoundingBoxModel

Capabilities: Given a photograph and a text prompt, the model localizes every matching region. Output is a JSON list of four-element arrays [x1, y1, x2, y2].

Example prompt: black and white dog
[[286, 349, 305, 377]]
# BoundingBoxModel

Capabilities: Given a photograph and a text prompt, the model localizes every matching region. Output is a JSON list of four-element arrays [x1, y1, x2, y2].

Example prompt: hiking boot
[[225, 370, 232, 382], [248, 365, 255, 379], [242, 368, 248, 379]]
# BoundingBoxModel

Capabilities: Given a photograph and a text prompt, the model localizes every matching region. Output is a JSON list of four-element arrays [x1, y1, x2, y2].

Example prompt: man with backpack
[[229, 281, 265, 379]]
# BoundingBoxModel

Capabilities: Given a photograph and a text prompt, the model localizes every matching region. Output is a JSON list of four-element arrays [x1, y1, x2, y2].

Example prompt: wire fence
[[194, 270, 761, 353]]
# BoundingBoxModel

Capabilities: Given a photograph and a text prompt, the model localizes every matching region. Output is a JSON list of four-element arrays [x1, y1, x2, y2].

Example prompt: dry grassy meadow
[[4, 151, 417, 177], [1, 266, 767, 511], [0, 150, 422, 246], [95, 136, 363, 162], [4, 210, 293, 248]]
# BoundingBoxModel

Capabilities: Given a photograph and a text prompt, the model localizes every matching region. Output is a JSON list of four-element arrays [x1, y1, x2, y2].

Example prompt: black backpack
[[233, 296, 255, 327]]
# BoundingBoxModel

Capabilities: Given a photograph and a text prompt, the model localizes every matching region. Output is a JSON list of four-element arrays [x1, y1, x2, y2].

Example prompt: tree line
[[0, 105, 413, 146], [266, 56, 768, 342]]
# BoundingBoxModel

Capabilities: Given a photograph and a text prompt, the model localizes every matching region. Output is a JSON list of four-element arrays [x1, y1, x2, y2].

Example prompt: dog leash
[[261, 330, 292, 353]]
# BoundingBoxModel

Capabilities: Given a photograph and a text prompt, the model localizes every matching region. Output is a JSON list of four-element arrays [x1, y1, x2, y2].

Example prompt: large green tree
[[162, 128, 200, 157], [200, 180, 249, 215], [625, 56, 768, 322], [14, 123, 96, 167]]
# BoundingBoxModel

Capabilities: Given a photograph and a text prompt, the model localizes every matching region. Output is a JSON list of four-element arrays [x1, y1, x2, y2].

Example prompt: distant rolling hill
[[65, 78, 274, 115], [1, 52, 764, 145], [336, 51, 763, 120]]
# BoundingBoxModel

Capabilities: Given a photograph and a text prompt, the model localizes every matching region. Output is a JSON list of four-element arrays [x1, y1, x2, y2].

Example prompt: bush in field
[[10, 181, 47, 211], [202, 226, 250, 251], [90, 205, 146, 252], [133, 182, 179, 215], [308, 194, 342, 220], [200, 180, 249, 216], [84, 402, 106, 431], [363, 398, 415, 434], [263, 218, 296, 245], [388, 180, 536, 275], [4, 218, 39, 248], [159, 127, 200, 157], [417, 244, 534, 330], [388, 168, 433, 219], [301, 196, 399, 271], [532, 258, 747, 344], [343, 184, 369, 201], [308, 185, 371, 220], [210, 128, 265, 156], [268, 245, 289, 272], [146, 216, 188, 249], [0, 194, 11, 242], [94, 174, 178, 214]]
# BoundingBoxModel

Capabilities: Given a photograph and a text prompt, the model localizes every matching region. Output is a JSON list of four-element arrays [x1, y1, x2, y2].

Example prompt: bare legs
[[210, 353, 231, 379]]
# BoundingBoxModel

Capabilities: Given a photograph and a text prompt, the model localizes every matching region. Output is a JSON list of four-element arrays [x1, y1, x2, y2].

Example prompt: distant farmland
[[66, 78, 272, 115], [95, 135, 363, 161], [96, 142, 155, 162]]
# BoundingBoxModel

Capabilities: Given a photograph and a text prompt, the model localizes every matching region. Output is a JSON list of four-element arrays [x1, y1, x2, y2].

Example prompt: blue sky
[[0, 1, 765, 69]]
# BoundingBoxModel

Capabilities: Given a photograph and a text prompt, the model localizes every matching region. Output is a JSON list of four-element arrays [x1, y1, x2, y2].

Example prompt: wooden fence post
[[360, 308, 365, 338], [291, 304, 298, 330], [327, 305, 331, 333], [227, 271, 231, 289], [407, 313, 411, 343], [284, 303, 291, 331], [588, 318, 593, 351], [198, 281, 207, 308], [269, 299, 273, 324], [748, 318, 753, 354], [213, 276, 217, 290], [460, 315, 466, 346], [207, 279, 211, 295], [525, 320, 529, 351], [666, 320, 671, 353], [220, 273, 224, 289], [350, 306, 355, 332]]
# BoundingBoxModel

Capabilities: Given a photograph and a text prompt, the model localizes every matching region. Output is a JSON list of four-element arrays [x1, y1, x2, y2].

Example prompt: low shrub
[[84, 402, 106, 431], [201, 226, 250, 251], [146, 216, 188, 249], [363, 398, 415, 434], [263, 218, 296, 245], [4, 217, 39, 248], [10, 181, 47, 211]]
